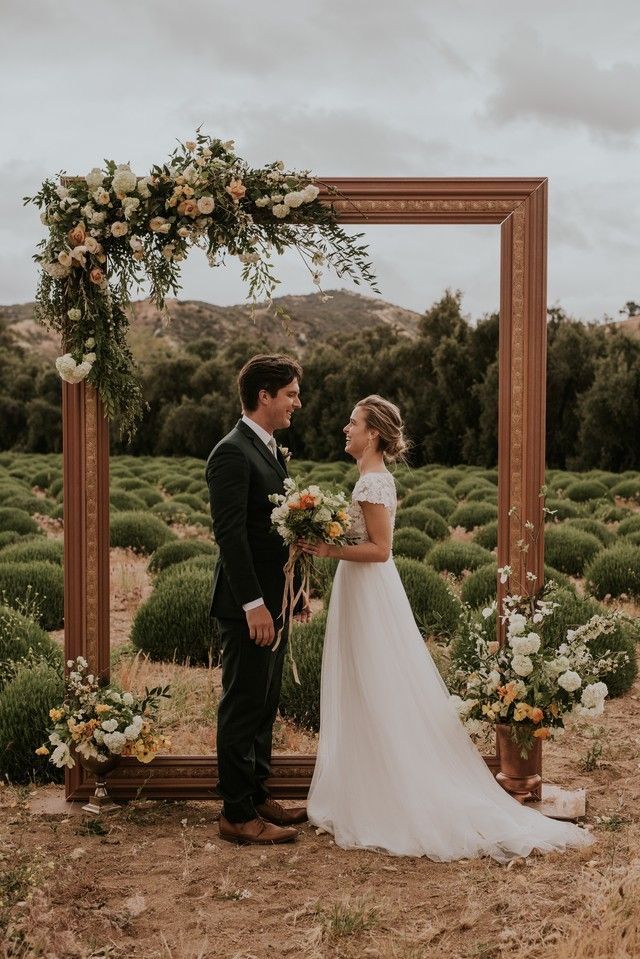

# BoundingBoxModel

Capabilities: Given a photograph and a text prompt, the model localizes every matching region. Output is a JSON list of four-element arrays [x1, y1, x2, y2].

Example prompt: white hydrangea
[[137, 177, 152, 199], [122, 692, 134, 706], [85, 168, 105, 190], [255, 196, 271, 208], [485, 669, 501, 694], [272, 203, 290, 219], [511, 654, 534, 677], [301, 184, 320, 202], [101, 718, 119, 732], [124, 716, 144, 740], [122, 196, 141, 219], [450, 694, 477, 719], [284, 190, 305, 208], [112, 164, 137, 195], [507, 613, 527, 636], [510, 632, 541, 656], [581, 681, 608, 708], [103, 731, 127, 753], [55, 354, 92, 384], [557, 669, 582, 692]]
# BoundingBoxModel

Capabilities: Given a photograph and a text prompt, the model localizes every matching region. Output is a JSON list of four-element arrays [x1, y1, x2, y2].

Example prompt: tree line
[[1, 292, 639, 471]]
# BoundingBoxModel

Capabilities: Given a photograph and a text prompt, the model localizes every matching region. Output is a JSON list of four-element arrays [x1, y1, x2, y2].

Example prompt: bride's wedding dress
[[307, 471, 594, 863]]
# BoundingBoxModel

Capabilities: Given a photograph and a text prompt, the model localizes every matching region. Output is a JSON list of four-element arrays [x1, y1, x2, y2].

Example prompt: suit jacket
[[206, 419, 291, 621]]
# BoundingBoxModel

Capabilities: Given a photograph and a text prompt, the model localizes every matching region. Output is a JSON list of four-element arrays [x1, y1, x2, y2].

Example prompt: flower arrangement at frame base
[[37, 657, 170, 812], [269, 477, 351, 681], [24, 133, 379, 437], [449, 575, 624, 802]]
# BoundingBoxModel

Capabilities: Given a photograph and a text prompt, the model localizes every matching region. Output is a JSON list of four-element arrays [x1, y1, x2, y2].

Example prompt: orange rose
[[533, 727, 551, 739], [68, 223, 86, 246], [89, 267, 105, 285], [178, 199, 198, 218], [298, 494, 318, 510], [530, 707, 544, 723], [226, 179, 246, 202]]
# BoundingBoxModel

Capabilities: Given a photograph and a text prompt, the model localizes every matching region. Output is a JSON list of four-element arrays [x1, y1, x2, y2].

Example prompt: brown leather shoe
[[255, 797, 308, 826], [218, 814, 298, 845]]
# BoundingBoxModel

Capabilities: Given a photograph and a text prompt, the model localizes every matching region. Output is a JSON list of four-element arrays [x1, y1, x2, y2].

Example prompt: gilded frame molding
[[64, 177, 547, 799]]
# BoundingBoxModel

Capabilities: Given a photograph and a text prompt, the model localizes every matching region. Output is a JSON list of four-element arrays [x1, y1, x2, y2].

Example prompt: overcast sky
[[1, 0, 638, 324]]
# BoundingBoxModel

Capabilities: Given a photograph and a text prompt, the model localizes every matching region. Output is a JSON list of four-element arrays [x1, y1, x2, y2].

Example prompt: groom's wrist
[[242, 597, 265, 612]]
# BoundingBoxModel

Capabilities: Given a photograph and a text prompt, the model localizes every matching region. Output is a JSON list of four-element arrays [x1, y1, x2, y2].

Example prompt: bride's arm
[[300, 501, 392, 563]]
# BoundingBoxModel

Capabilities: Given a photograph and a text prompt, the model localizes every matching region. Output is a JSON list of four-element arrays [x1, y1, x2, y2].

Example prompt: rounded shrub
[[544, 498, 582, 522], [585, 544, 640, 601], [110, 511, 176, 554], [0, 538, 64, 566], [0, 531, 23, 549], [0, 605, 62, 691], [448, 501, 499, 531], [396, 506, 449, 540], [0, 661, 64, 783], [473, 520, 498, 551], [150, 501, 194, 525], [0, 492, 53, 516], [49, 477, 64, 500], [0, 507, 40, 536], [188, 511, 213, 529], [131, 567, 218, 664], [416, 495, 457, 518], [617, 515, 640, 538], [591, 502, 633, 523], [148, 538, 217, 574], [426, 541, 494, 577], [564, 517, 616, 547], [279, 612, 327, 732], [610, 478, 640, 502], [460, 563, 497, 609], [31, 467, 61, 489], [170, 492, 208, 512], [0, 562, 64, 630], [113, 476, 152, 492], [589, 622, 638, 698], [110, 489, 147, 512], [393, 528, 434, 561], [465, 487, 498, 504], [564, 480, 611, 503], [624, 531, 640, 547], [154, 553, 215, 588], [133, 487, 164, 508], [453, 477, 495, 500], [543, 525, 602, 576], [394, 557, 462, 638], [540, 588, 603, 653], [160, 474, 196, 495]]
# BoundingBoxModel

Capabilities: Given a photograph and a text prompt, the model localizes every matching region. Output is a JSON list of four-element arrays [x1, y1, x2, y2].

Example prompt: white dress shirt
[[240, 415, 278, 612]]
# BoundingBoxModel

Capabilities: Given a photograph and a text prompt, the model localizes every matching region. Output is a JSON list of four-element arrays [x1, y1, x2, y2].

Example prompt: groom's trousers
[[215, 617, 288, 822]]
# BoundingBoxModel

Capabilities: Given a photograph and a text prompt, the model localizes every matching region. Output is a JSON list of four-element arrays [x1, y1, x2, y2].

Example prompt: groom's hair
[[238, 354, 303, 411]]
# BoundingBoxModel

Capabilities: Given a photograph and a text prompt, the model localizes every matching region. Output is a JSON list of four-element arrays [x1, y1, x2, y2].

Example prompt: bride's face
[[344, 406, 376, 459]]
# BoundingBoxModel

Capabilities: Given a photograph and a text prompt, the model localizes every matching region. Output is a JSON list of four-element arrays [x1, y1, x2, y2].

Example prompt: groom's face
[[262, 378, 301, 431]]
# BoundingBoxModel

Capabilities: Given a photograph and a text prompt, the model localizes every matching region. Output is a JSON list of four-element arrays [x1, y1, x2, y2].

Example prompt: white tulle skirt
[[307, 557, 594, 863]]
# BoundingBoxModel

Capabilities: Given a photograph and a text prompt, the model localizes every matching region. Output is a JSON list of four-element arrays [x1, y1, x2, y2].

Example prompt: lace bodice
[[348, 472, 397, 545]]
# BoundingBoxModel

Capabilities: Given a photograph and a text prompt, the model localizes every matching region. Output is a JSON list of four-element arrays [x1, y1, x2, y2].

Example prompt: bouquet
[[36, 657, 171, 769], [449, 581, 618, 757], [269, 478, 351, 678]]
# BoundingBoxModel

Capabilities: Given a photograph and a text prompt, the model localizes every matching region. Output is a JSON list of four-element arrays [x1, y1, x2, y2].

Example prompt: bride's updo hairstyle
[[355, 395, 410, 464]]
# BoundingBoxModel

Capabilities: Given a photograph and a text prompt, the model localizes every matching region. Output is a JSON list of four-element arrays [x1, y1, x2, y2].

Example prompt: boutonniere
[[278, 445, 292, 463]]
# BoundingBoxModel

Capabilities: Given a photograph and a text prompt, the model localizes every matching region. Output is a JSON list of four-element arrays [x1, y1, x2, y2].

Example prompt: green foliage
[[617, 515, 640, 538], [543, 525, 602, 576], [393, 527, 434, 560], [0, 538, 64, 566], [0, 605, 62, 692], [130, 567, 218, 664], [564, 480, 611, 502], [540, 588, 603, 652], [395, 506, 449, 540], [279, 613, 327, 732], [460, 563, 498, 609], [564, 517, 616, 547], [0, 562, 64, 630], [110, 489, 147, 512], [394, 557, 462, 637], [150, 501, 194, 525], [448, 501, 498, 531], [0, 507, 39, 536], [148, 538, 217, 573], [110, 511, 176, 554], [544, 499, 582, 522], [0, 661, 64, 783], [426, 540, 494, 577], [0, 531, 23, 549], [589, 622, 638, 698], [585, 544, 640, 600], [591, 502, 633, 523], [610, 478, 640, 501], [473, 520, 498, 551], [154, 553, 215, 588], [131, 486, 164, 507], [453, 477, 495, 499]]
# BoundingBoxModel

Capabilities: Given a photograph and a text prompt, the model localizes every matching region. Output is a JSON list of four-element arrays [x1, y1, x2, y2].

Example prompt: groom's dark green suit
[[206, 419, 292, 823]]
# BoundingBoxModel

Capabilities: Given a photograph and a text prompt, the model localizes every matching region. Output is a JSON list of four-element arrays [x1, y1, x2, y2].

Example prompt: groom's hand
[[293, 605, 312, 624], [246, 605, 276, 646]]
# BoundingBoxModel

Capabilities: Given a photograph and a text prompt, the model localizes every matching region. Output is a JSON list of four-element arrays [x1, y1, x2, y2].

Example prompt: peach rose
[[533, 727, 551, 739], [111, 221, 128, 237], [89, 267, 105, 285], [84, 236, 99, 254], [177, 199, 198, 218], [197, 196, 215, 214], [226, 179, 246, 202], [68, 223, 86, 246], [530, 707, 544, 723]]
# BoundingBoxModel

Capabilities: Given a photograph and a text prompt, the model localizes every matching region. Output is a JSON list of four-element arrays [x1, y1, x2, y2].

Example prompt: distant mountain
[[0, 290, 421, 364]]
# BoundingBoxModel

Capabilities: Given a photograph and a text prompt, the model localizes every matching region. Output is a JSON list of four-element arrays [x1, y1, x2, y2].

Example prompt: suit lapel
[[235, 420, 287, 480]]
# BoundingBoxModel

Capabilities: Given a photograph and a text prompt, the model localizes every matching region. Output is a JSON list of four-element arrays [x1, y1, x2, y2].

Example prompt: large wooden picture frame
[[64, 177, 547, 800]]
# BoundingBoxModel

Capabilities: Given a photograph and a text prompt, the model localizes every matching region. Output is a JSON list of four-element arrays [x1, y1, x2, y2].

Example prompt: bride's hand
[[298, 539, 332, 558]]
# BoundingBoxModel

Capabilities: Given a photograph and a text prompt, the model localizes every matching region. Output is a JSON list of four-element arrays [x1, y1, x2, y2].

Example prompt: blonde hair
[[355, 394, 410, 463]]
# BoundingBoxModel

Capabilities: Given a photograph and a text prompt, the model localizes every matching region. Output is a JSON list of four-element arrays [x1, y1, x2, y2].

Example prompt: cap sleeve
[[352, 473, 396, 512]]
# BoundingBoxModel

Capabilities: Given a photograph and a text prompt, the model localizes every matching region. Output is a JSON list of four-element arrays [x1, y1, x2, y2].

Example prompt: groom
[[206, 354, 309, 845]]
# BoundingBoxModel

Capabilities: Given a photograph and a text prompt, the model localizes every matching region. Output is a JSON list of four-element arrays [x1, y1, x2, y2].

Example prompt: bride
[[299, 395, 593, 863]]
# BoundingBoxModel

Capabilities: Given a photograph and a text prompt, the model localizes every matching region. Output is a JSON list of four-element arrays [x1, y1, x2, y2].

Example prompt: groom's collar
[[241, 414, 273, 450]]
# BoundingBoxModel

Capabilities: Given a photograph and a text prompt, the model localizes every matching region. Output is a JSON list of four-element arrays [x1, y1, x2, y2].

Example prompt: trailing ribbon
[[273, 544, 311, 685]]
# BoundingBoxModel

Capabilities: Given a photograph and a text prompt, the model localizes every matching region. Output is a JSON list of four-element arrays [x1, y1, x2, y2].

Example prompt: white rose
[[197, 196, 215, 214], [301, 183, 320, 202], [272, 204, 290, 219], [122, 692, 135, 706], [67, 308, 82, 322], [111, 164, 137, 194], [85, 168, 105, 190], [50, 743, 74, 769], [122, 197, 141, 219], [284, 191, 305, 208], [89, 210, 107, 225], [93, 187, 110, 205], [149, 217, 171, 233], [84, 236, 99, 254], [111, 221, 128, 237], [162, 244, 175, 260], [182, 163, 198, 185], [83, 352, 96, 364], [485, 670, 501, 693], [55, 185, 69, 200], [177, 227, 190, 238], [558, 670, 582, 692], [255, 196, 271, 208], [57, 251, 72, 268], [43, 262, 70, 279], [137, 177, 151, 198], [511, 654, 534, 677]]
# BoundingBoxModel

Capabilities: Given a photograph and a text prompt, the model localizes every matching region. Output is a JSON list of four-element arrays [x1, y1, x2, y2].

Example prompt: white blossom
[[558, 669, 582, 692], [112, 165, 137, 195], [85, 168, 105, 190], [511, 654, 534, 677]]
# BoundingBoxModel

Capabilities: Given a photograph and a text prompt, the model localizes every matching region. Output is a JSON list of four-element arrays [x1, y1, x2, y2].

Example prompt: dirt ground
[[5, 515, 637, 958]]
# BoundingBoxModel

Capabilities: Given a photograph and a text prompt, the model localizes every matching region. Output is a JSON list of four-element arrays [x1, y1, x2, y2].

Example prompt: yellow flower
[[95, 704, 111, 714], [513, 703, 531, 722], [35, 745, 49, 756], [326, 522, 343, 539], [337, 510, 349, 523], [49, 708, 64, 721]]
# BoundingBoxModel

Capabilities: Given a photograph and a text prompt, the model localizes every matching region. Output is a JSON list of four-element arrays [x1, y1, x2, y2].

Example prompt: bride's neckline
[[358, 470, 392, 478]]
